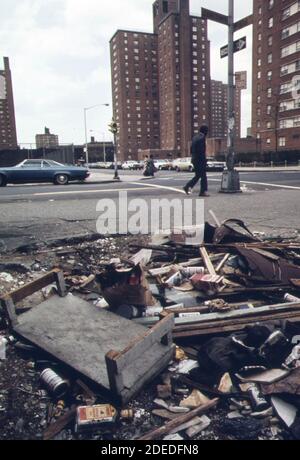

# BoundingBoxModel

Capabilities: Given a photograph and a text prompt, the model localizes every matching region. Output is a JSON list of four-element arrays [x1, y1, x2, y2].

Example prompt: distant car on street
[[0, 159, 90, 187], [172, 157, 226, 173], [122, 161, 136, 170], [206, 158, 226, 172], [122, 160, 143, 170], [172, 158, 194, 172], [154, 159, 173, 171], [131, 160, 144, 170]]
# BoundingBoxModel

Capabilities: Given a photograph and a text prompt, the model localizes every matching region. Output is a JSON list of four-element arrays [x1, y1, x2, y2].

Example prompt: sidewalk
[[86, 171, 144, 184], [236, 166, 300, 172]]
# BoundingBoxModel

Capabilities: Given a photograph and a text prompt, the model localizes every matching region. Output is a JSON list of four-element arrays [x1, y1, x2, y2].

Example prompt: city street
[[0, 169, 299, 252]]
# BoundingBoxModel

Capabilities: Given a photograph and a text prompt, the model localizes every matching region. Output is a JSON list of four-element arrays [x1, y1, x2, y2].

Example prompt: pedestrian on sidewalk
[[183, 125, 209, 197], [143, 155, 156, 177]]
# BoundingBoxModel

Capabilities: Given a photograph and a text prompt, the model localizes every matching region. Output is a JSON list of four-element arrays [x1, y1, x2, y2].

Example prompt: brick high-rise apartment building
[[211, 80, 228, 138], [211, 72, 246, 139], [252, 0, 300, 151], [110, 31, 160, 161], [110, 0, 211, 161], [0, 57, 17, 150]]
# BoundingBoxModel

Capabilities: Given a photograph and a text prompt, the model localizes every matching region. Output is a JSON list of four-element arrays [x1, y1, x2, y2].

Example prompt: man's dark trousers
[[186, 160, 208, 195]]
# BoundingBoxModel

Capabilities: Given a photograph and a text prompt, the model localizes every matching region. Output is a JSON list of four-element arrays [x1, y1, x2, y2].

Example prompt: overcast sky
[[0, 0, 253, 146]]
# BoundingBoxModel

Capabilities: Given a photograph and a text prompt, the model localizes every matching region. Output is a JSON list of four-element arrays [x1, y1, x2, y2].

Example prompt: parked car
[[154, 159, 173, 171], [130, 160, 144, 170], [108, 161, 123, 170], [207, 158, 226, 172], [122, 161, 136, 170], [0, 159, 90, 187], [103, 162, 114, 169], [172, 158, 194, 172]]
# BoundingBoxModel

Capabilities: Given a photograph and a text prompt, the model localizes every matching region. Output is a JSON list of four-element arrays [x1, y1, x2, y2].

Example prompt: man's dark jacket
[[191, 132, 206, 165]]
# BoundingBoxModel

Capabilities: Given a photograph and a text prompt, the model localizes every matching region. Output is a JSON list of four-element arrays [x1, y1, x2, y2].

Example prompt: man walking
[[183, 125, 209, 197]]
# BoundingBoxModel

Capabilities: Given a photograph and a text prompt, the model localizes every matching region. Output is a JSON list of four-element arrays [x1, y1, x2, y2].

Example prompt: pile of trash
[[1, 219, 300, 440]]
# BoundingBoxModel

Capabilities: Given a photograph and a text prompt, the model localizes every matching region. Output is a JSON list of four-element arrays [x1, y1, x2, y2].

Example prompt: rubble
[[1, 221, 300, 440]]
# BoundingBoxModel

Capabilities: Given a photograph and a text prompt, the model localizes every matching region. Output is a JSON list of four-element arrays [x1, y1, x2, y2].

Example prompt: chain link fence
[[0, 144, 75, 167]]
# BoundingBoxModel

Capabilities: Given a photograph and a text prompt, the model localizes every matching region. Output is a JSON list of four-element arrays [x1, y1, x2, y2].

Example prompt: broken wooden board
[[9, 294, 175, 405]]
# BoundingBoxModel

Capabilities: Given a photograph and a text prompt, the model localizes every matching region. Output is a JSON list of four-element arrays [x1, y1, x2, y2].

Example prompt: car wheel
[[54, 174, 69, 185], [0, 174, 7, 187], [189, 166, 194, 172], [176, 167, 180, 172]]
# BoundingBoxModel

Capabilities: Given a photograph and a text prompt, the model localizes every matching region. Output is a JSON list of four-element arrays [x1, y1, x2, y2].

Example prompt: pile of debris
[[1, 220, 300, 440]]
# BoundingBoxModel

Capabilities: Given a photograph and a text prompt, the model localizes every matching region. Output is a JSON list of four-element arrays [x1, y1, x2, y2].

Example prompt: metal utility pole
[[102, 133, 107, 163], [220, 0, 241, 193], [227, 0, 235, 171], [202, 0, 252, 193], [84, 108, 89, 165], [83, 103, 110, 166]]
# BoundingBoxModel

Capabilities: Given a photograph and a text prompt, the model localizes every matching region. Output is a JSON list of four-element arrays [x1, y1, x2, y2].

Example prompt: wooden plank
[[53, 270, 67, 297], [209, 210, 221, 227], [119, 346, 175, 404], [1, 297, 18, 326], [75, 379, 97, 404], [7, 269, 62, 304], [200, 247, 216, 276], [109, 313, 174, 372], [43, 407, 76, 440], [173, 311, 300, 338], [105, 352, 125, 397], [138, 398, 219, 441], [172, 302, 300, 326], [216, 254, 230, 273], [178, 376, 244, 399]]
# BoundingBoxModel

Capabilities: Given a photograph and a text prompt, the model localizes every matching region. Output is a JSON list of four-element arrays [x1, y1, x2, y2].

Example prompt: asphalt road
[[0, 170, 300, 201], [0, 170, 299, 252]]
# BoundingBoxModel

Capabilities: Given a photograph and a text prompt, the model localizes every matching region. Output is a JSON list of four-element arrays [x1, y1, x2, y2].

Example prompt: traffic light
[[108, 119, 118, 134]]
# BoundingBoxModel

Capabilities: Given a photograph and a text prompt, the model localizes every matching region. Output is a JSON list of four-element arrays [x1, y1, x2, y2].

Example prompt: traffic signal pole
[[109, 118, 120, 181], [113, 132, 120, 181]]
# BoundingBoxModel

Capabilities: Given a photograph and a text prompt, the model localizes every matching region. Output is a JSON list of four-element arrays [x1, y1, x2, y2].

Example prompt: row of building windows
[[283, 1, 300, 21]]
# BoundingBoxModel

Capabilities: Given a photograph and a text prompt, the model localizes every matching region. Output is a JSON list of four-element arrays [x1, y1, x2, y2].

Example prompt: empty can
[[40, 369, 69, 398]]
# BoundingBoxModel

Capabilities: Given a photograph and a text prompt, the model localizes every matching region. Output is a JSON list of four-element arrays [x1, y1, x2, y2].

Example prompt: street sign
[[201, 7, 228, 26], [220, 36, 247, 59], [235, 71, 247, 90]]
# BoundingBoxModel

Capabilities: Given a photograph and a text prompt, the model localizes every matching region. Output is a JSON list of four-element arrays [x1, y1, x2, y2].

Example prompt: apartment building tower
[[211, 71, 246, 140], [110, 31, 160, 162], [252, 0, 300, 151], [110, 0, 211, 161], [0, 57, 18, 150], [211, 80, 228, 138]]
